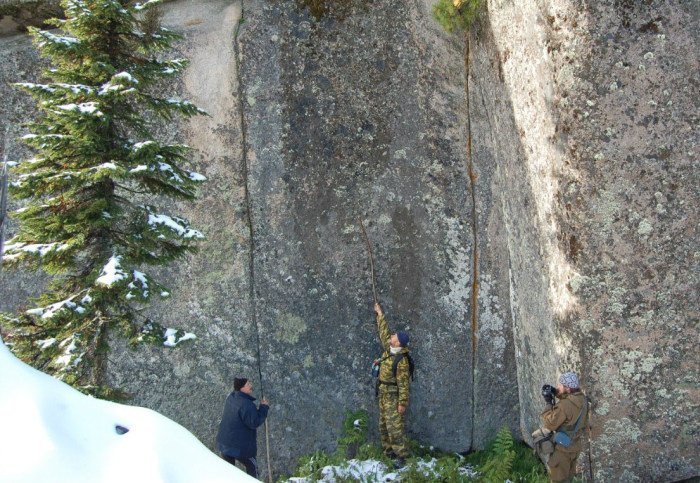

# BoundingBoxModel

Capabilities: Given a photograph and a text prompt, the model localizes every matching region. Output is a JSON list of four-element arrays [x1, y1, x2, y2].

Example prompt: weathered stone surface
[[0, 0, 697, 480], [237, 0, 478, 470], [0, 0, 61, 36], [470, 0, 699, 480], [102, 0, 257, 452]]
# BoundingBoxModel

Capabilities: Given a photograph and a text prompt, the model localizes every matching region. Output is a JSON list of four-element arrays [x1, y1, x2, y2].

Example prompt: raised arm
[[375, 303, 391, 351]]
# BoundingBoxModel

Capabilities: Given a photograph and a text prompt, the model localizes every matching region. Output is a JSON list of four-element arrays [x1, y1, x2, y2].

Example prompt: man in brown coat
[[541, 372, 588, 482]]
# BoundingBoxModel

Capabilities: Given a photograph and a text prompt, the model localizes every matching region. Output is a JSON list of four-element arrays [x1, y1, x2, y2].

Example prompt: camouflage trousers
[[378, 390, 409, 458]]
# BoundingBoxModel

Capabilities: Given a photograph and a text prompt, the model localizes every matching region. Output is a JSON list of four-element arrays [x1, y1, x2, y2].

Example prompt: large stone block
[[237, 0, 479, 470], [1, 0, 696, 480], [471, 0, 699, 480]]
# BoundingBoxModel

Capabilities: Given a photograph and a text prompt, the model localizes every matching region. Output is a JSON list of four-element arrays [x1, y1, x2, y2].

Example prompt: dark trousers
[[222, 454, 258, 478]]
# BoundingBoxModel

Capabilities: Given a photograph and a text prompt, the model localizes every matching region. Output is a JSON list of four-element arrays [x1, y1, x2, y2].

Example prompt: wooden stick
[[0, 156, 8, 270], [358, 218, 378, 305], [264, 419, 272, 482]]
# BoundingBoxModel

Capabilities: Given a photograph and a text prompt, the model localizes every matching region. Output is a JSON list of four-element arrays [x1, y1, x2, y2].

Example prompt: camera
[[371, 359, 380, 378], [541, 384, 558, 405]]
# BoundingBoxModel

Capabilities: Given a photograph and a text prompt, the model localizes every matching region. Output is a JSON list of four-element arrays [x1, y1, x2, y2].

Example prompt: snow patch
[[288, 458, 479, 482], [57, 102, 103, 116], [188, 171, 206, 182], [112, 72, 137, 83], [36, 338, 57, 350], [55, 336, 79, 367], [95, 256, 127, 287], [133, 141, 155, 151], [163, 328, 197, 347], [148, 213, 203, 239], [26, 296, 84, 320], [158, 162, 183, 182], [4, 242, 69, 257], [0, 337, 254, 482], [133, 0, 160, 11], [38, 31, 79, 47], [127, 270, 149, 299]]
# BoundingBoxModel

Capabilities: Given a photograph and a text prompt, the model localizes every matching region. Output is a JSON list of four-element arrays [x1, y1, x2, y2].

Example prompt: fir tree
[[1, 0, 206, 397]]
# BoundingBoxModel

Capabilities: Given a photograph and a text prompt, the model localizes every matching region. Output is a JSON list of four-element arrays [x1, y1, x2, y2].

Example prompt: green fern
[[479, 426, 516, 482], [284, 414, 547, 483]]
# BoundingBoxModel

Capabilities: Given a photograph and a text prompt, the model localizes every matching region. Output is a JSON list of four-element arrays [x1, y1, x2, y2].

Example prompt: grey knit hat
[[559, 372, 579, 389]]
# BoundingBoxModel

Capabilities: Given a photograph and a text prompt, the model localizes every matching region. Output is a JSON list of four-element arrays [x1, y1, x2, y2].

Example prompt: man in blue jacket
[[216, 377, 270, 478]]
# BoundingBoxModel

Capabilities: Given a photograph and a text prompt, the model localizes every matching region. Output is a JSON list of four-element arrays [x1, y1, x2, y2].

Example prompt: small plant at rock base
[[433, 0, 480, 33], [356, 442, 389, 463], [289, 449, 341, 481], [337, 409, 369, 456], [283, 415, 548, 482], [478, 426, 516, 482]]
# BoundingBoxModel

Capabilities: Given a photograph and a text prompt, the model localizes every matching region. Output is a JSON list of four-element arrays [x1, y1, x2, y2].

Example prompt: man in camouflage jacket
[[541, 372, 589, 482], [374, 302, 411, 463]]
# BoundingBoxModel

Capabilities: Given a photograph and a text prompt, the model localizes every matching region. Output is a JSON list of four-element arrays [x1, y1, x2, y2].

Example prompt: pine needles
[[2, 0, 205, 395]]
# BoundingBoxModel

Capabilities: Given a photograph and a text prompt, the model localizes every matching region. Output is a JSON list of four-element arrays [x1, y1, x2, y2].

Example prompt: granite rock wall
[[236, 0, 508, 468], [470, 0, 699, 480], [0, 0, 697, 480]]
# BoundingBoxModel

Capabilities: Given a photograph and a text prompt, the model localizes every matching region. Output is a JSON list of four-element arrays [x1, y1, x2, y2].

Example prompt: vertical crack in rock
[[463, 34, 479, 446], [232, 5, 272, 480]]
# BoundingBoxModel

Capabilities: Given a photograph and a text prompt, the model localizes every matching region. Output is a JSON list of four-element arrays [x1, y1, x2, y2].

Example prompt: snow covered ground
[[0, 337, 255, 483], [0, 335, 484, 483], [286, 457, 479, 482]]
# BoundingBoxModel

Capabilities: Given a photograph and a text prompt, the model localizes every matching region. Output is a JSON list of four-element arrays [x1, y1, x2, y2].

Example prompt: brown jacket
[[542, 391, 588, 453]]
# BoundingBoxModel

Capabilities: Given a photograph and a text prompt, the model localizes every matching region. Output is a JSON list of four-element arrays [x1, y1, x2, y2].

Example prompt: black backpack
[[391, 352, 415, 381]]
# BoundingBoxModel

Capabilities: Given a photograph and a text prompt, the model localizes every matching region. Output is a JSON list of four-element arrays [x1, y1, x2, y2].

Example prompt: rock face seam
[[232, 4, 272, 479], [463, 34, 479, 447]]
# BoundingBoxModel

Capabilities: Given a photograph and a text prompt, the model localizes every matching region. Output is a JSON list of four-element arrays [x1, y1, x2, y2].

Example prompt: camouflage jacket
[[377, 313, 411, 407], [542, 391, 588, 453]]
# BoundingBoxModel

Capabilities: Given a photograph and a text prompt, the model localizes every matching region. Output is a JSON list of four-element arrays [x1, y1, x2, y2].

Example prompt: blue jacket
[[216, 391, 269, 458]]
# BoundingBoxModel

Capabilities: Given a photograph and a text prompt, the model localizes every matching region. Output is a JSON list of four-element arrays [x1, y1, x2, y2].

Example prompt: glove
[[541, 384, 556, 405]]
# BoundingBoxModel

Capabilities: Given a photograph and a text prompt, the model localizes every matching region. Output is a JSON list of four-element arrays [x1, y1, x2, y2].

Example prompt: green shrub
[[432, 0, 480, 33], [356, 442, 390, 462], [479, 426, 515, 482], [464, 426, 549, 483], [290, 450, 343, 481], [284, 415, 548, 483], [337, 409, 369, 457]]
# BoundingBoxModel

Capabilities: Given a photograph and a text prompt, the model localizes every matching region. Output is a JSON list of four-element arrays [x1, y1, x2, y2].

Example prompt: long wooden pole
[[0, 155, 8, 270], [358, 218, 378, 305]]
